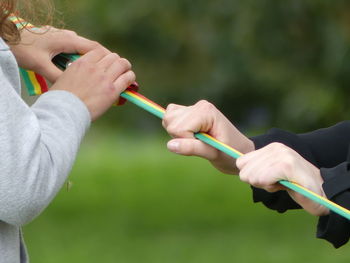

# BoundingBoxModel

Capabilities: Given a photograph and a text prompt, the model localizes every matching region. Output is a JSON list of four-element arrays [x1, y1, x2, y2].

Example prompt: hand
[[51, 48, 135, 121], [236, 142, 329, 216], [9, 27, 106, 83], [162, 100, 255, 174]]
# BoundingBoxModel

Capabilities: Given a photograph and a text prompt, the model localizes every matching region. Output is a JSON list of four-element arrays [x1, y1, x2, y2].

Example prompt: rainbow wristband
[[9, 15, 49, 95]]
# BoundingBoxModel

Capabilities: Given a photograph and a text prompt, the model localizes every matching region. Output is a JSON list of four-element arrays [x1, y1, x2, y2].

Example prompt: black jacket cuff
[[317, 164, 350, 248]]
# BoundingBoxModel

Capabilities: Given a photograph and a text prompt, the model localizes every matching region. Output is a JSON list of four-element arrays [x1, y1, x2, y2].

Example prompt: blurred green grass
[[24, 129, 349, 262]]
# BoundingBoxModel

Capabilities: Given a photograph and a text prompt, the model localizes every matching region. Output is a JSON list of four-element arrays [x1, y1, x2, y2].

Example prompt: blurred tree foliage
[[55, 0, 350, 132]]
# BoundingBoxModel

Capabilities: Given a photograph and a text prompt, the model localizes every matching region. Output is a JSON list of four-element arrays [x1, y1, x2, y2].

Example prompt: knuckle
[[196, 100, 216, 113], [119, 58, 132, 69], [269, 142, 288, 154], [128, 71, 136, 82], [196, 99, 209, 105], [269, 142, 282, 150], [119, 71, 135, 88], [117, 76, 128, 88], [110, 52, 120, 60], [196, 100, 211, 109], [63, 30, 78, 38], [90, 40, 101, 48], [94, 47, 109, 57], [166, 103, 177, 112]]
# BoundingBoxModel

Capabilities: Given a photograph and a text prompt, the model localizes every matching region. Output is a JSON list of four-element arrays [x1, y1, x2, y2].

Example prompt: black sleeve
[[250, 121, 350, 247], [297, 121, 350, 168], [253, 121, 350, 168], [317, 163, 350, 248]]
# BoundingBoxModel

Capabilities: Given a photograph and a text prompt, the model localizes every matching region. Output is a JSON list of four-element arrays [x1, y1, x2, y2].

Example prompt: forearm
[[0, 89, 90, 226], [251, 126, 350, 247]]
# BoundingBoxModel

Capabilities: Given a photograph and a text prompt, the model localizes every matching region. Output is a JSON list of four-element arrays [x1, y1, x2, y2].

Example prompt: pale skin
[[9, 27, 135, 121], [162, 100, 329, 217]]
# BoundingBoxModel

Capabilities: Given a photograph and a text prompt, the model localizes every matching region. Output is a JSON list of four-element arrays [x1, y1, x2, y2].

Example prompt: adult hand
[[236, 142, 329, 216], [162, 100, 255, 174], [51, 48, 135, 121], [9, 27, 106, 83]]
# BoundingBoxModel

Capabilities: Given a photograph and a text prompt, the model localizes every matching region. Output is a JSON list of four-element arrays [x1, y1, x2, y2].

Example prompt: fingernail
[[167, 141, 180, 153]]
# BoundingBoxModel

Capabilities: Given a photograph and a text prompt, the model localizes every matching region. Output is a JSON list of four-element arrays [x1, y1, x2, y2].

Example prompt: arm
[[0, 69, 90, 226], [163, 101, 350, 247], [251, 123, 350, 212], [0, 46, 135, 226], [249, 124, 350, 248]]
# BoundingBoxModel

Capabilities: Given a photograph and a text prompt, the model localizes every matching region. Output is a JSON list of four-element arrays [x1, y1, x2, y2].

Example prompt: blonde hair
[[0, 0, 54, 43]]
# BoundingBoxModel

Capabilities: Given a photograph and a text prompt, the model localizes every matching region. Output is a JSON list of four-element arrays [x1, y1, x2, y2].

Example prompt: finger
[[97, 53, 121, 69], [78, 47, 110, 64], [165, 114, 198, 139], [38, 63, 63, 83], [105, 58, 132, 80], [162, 104, 187, 128], [238, 151, 275, 185], [57, 32, 109, 55], [113, 70, 136, 94], [165, 103, 185, 112], [236, 143, 276, 170], [236, 152, 255, 170], [167, 138, 219, 160]]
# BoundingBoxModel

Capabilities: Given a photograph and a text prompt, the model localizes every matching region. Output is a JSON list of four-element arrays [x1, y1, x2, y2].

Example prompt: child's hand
[[162, 100, 254, 174], [10, 27, 106, 83], [51, 48, 135, 121], [236, 142, 329, 216]]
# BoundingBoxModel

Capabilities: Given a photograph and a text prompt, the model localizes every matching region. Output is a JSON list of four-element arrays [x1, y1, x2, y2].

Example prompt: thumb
[[38, 62, 63, 83], [167, 138, 219, 160], [60, 36, 107, 55]]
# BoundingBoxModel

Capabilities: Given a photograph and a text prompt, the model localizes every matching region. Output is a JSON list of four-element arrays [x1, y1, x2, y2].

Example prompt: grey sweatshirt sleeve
[[0, 58, 91, 226]]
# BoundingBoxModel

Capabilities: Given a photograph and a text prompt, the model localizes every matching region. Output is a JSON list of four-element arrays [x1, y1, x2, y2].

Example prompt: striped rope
[[11, 16, 350, 220], [17, 43, 350, 220], [121, 88, 350, 220]]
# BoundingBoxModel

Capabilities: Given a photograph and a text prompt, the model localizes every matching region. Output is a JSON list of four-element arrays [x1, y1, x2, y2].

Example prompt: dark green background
[[24, 0, 350, 262]]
